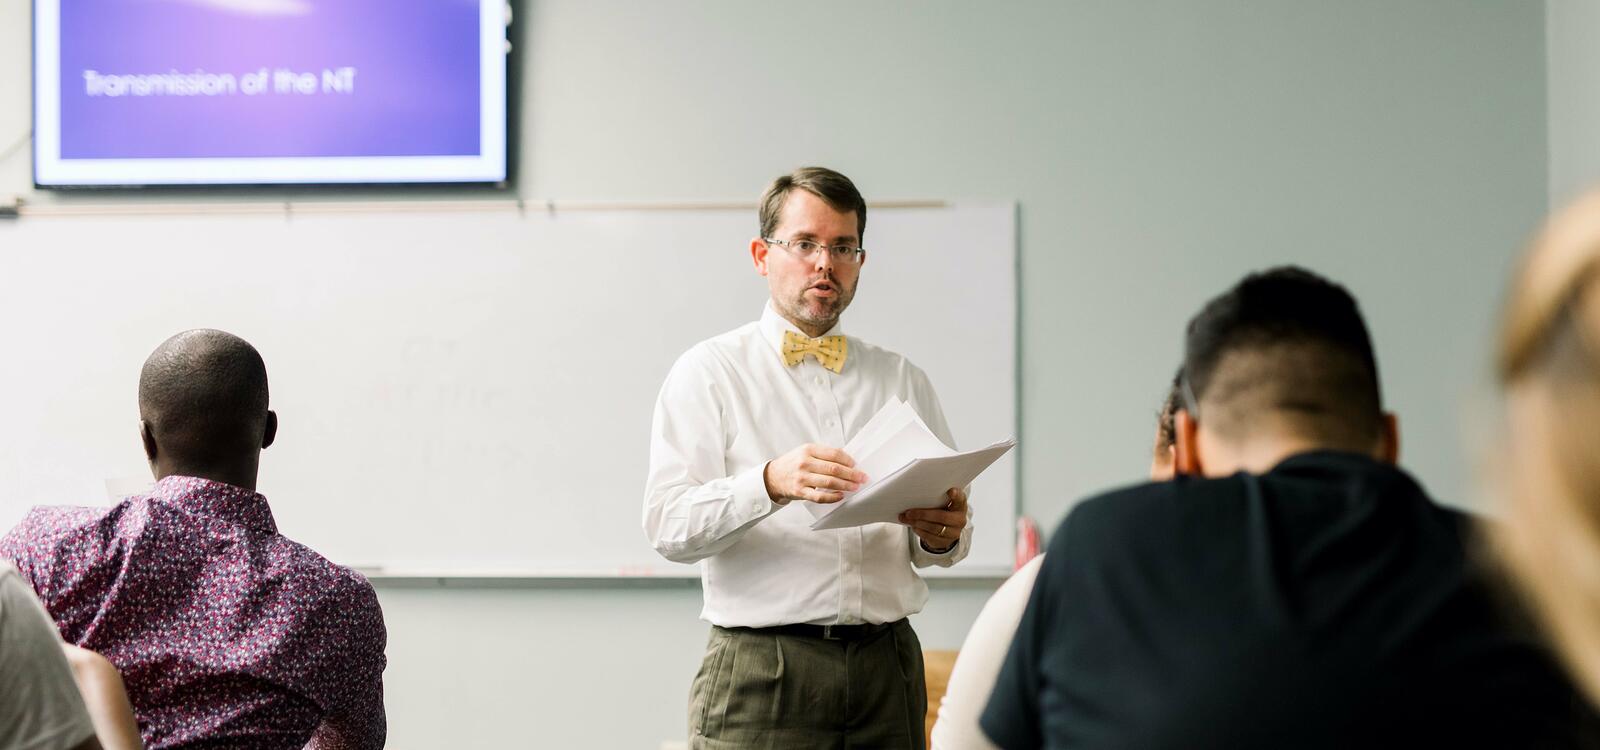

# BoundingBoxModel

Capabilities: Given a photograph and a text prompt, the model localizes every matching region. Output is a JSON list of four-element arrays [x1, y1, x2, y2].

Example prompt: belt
[[734, 619, 900, 642]]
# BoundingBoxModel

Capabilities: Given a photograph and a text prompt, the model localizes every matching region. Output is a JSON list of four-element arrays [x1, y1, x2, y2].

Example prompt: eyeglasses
[[764, 237, 865, 266]]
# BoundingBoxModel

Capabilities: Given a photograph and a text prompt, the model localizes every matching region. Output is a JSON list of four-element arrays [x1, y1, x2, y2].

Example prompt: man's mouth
[[808, 280, 837, 297]]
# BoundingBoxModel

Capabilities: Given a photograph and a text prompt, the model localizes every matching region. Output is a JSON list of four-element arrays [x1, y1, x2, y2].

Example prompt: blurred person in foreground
[[1494, 189, 1600, 712]]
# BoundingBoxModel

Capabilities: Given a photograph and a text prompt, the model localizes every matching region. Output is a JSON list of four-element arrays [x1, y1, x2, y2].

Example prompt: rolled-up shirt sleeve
[[643, 348, 781, 564]]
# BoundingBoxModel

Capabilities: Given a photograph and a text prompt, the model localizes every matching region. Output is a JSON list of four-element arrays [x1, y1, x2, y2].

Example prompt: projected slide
[[34, 0, 508, 186]]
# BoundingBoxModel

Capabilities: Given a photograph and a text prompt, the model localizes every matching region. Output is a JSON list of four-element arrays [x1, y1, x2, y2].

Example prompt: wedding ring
[[939, 524, 947, 537]]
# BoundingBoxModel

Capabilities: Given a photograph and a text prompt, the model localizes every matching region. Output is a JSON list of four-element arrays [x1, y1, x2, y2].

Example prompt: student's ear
[[262, 411, 278, 450], [139, 420, 157, 464], [750, 237, 771, 276], [1174, 410, 1203, 476], [1376, 412, 1399, 465]]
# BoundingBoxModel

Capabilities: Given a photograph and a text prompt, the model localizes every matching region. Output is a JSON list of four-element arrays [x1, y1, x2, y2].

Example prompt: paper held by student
[[806, 398, 1016, 531]]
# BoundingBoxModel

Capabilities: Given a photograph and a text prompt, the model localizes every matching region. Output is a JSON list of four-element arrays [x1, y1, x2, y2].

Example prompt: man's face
[[752, 190, 864, 337]]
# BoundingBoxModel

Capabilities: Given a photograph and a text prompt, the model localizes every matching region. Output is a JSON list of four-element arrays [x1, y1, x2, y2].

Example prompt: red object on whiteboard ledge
[[1015, 516, 1041, 571]]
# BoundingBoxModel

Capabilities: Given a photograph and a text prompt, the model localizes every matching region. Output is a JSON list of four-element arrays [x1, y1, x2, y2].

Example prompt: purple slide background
[[57, 0, 483, 159]]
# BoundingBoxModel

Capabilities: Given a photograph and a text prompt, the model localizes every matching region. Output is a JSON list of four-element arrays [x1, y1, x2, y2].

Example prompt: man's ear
[[139, 420, 157, 464], [1376, 412, 1399, 465], [262, 411, 278, 450], [750, 237, 770, 276], [1174, 410, 1203, 476]]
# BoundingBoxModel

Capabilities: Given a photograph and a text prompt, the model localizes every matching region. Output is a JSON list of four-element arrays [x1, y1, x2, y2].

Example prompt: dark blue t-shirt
[[981, 451, 1594, 749]]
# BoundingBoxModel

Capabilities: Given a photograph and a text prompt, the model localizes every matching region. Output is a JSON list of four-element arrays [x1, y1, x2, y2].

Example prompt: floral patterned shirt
[[1, 475, 386, 750]]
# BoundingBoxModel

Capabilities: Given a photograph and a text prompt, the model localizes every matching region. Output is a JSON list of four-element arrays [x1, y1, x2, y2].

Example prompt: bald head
[[139, 330, 273, 474]]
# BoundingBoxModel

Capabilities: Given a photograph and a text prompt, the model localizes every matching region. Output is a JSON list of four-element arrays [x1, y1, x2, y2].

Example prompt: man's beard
[[782, 279, 854, 332]]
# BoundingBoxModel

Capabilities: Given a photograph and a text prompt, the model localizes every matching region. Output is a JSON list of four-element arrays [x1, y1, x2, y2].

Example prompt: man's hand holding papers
[[763, 443, 867, 505], [805, 399, 1016, 534], [901, 487, 969, 552]]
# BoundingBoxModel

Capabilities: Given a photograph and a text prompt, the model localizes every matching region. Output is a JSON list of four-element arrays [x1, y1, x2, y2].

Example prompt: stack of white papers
[[805, 399, 1016, 531]]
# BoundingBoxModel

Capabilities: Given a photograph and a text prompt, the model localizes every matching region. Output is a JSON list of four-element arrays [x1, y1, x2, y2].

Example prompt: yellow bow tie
[[782, 330, 848, 374]]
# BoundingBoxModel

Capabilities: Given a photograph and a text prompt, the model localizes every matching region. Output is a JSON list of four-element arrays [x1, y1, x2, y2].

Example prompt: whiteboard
[[0, 202, 1017, 577]]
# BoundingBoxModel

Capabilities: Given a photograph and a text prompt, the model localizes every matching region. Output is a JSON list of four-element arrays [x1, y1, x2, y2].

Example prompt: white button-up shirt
[[644, 303, 971, 628]]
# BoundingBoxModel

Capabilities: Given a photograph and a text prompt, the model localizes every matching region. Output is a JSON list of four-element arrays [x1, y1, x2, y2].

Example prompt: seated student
[[2, 561, 141, 750], [929, 377, 1182, 750], [1, 330, 386, 750], [981, 267, 1594, 749]]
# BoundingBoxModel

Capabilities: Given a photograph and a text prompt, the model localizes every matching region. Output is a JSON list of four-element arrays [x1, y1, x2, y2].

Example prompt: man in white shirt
[[644, 166, 971, 749]]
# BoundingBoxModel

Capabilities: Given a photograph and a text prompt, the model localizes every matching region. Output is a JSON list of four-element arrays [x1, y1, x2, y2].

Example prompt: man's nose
[[813, 248, 834, 272]]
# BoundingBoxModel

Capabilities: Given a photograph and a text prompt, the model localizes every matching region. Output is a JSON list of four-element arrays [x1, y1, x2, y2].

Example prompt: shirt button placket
[[813, 368, 860, 623], [812, 368, 845, 446], [843, 530, 864, 623]]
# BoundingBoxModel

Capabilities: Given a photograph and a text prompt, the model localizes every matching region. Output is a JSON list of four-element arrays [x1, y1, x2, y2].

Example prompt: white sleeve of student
[[0, 564, 99, 750], [643, 350, 780, 565], [930, 555, 1045, 750]]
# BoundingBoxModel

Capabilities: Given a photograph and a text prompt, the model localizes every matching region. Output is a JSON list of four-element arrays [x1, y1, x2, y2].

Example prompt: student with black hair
[[981, 267, 1594, 749]]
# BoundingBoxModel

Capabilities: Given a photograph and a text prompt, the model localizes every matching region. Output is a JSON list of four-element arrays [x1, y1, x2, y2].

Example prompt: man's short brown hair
[[759, 167, 867, 242]]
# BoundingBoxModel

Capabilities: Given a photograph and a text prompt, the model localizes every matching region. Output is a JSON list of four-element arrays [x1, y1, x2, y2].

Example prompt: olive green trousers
[[689, 619, 927, 750]]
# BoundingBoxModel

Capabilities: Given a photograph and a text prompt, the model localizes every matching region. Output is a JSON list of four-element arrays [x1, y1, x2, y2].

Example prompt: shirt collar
[[1266, 450, 1398, 480], [151, 475, 278, 534], [758, 301, 845, 359]]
